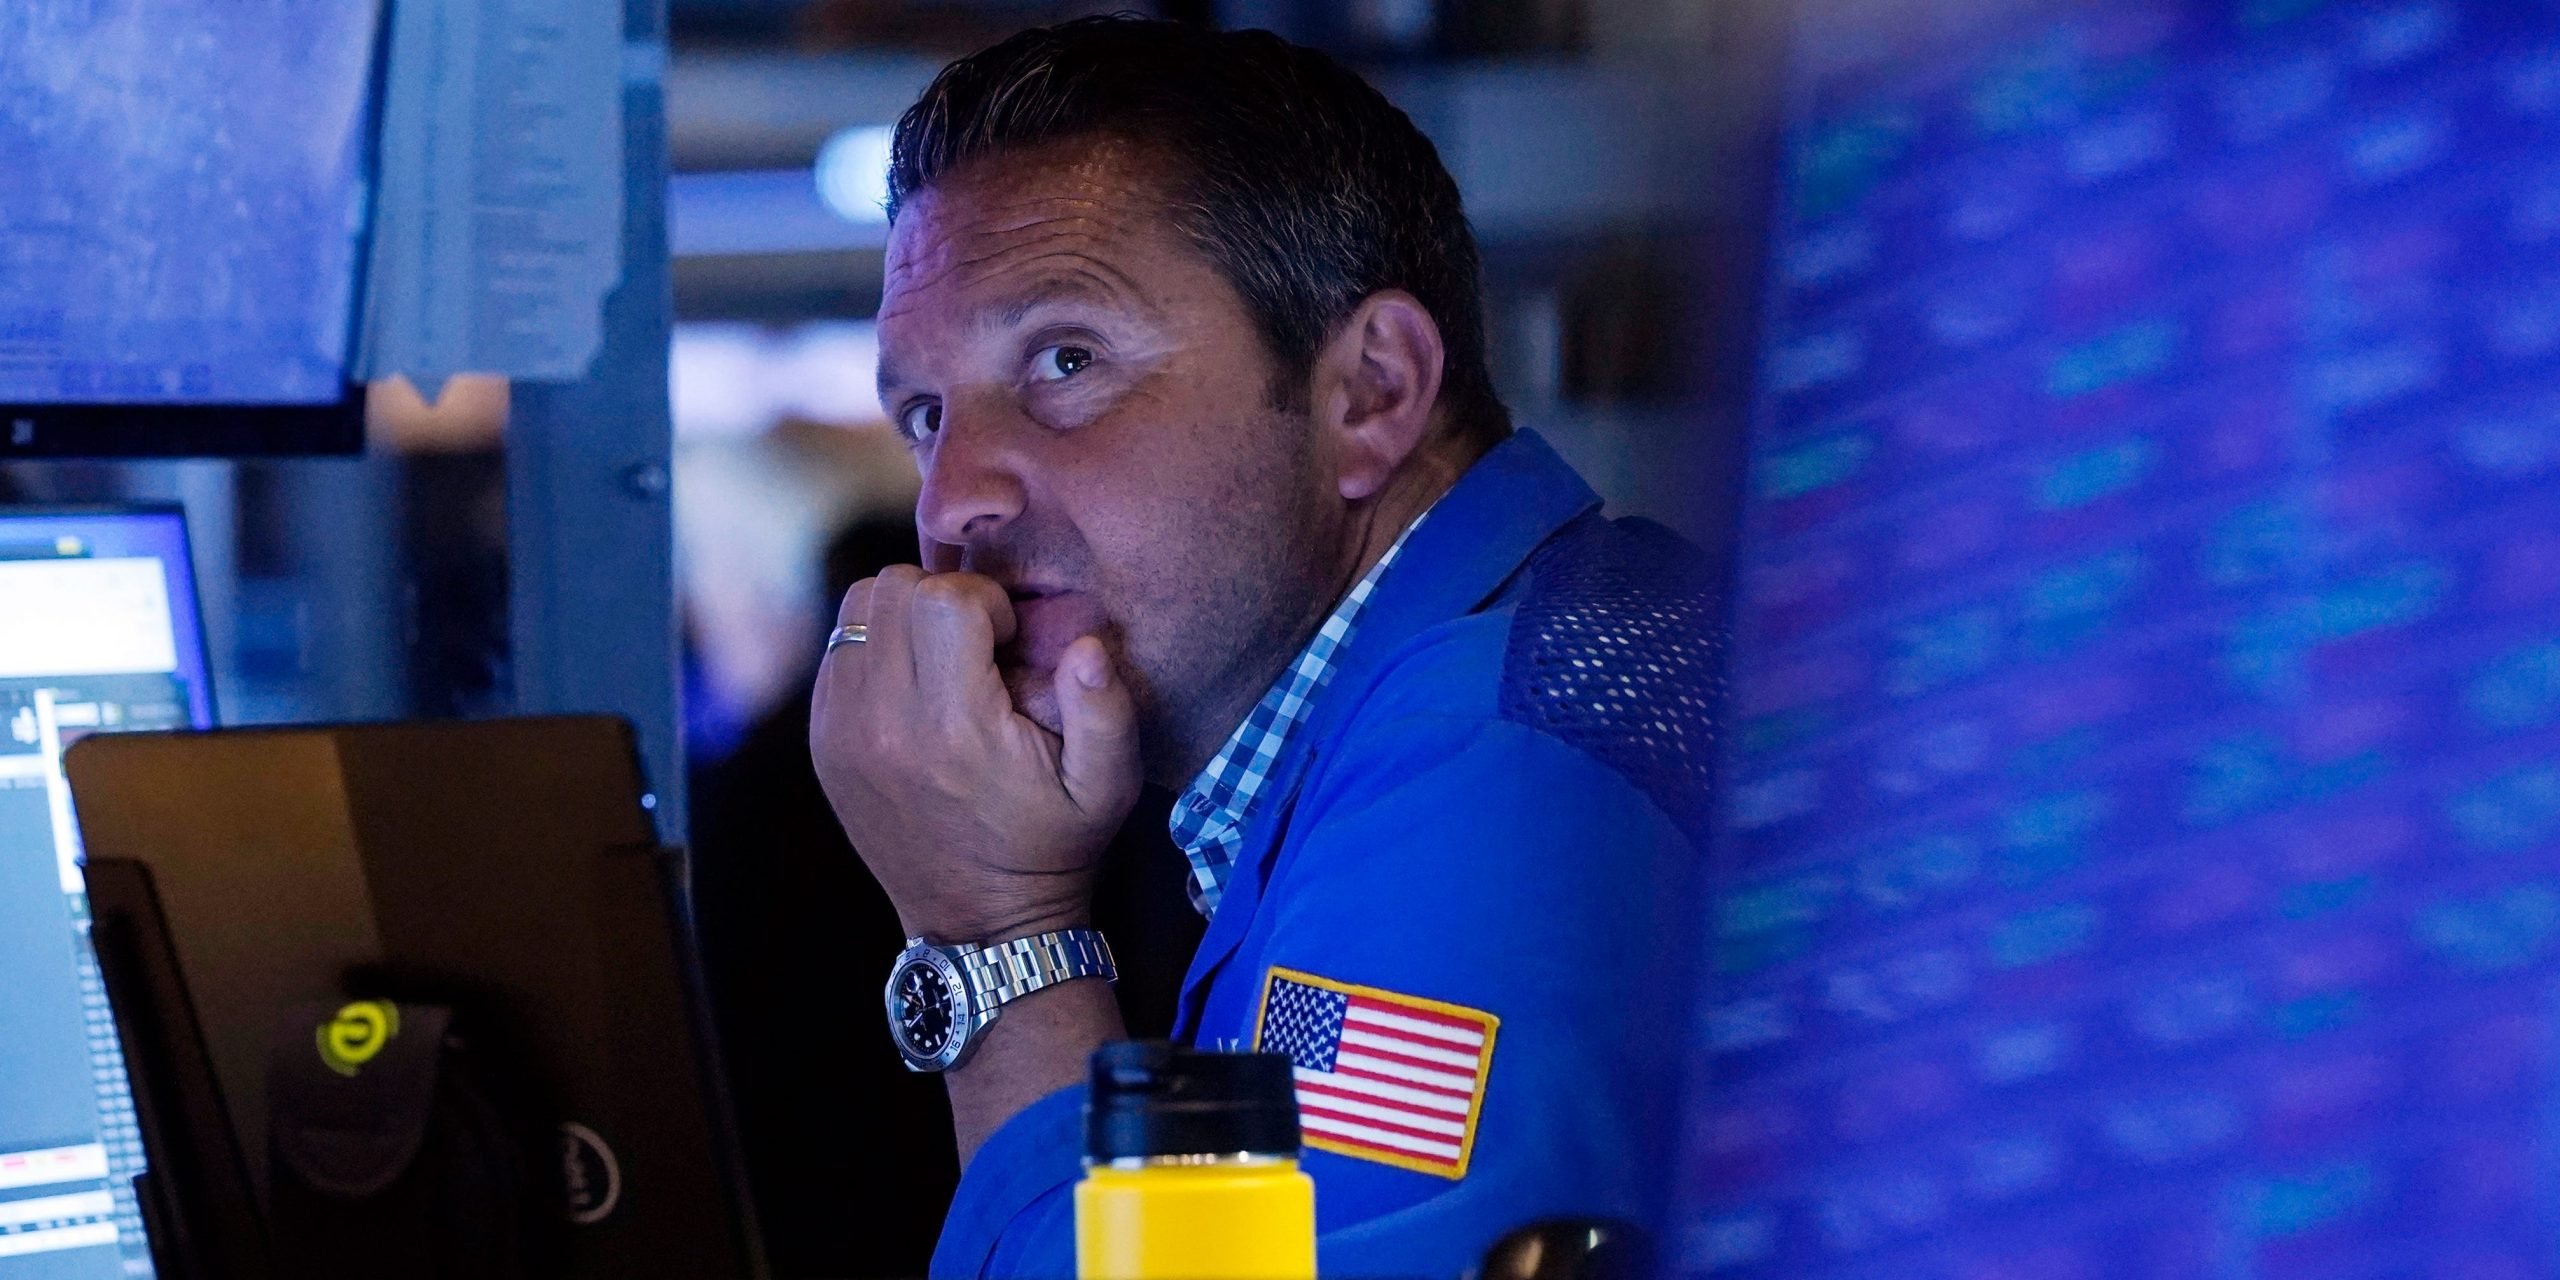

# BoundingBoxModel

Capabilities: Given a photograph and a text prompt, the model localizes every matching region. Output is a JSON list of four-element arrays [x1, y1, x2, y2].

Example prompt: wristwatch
[[884, 928, 1117, 1072]]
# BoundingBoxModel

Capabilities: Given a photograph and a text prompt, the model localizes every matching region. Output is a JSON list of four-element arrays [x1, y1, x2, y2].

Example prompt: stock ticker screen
[[1685, 1, 2560, 1276], [0, 0, 377, 405]]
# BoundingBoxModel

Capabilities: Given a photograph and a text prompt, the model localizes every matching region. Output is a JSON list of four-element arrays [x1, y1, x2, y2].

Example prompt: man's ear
[[1313, 290, 1446, 502]]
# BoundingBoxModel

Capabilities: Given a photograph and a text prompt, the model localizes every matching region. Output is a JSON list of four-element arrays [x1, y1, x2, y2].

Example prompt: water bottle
[[1075, 1041, 1316, 1280]]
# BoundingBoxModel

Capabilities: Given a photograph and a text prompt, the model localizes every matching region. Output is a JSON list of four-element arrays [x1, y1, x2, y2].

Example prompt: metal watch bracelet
[[958, 928, 1118, 1015]]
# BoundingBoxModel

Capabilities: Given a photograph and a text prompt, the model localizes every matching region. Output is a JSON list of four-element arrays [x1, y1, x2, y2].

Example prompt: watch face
[[896, 963, 953, 1055], [886, 949, 969, 1069]]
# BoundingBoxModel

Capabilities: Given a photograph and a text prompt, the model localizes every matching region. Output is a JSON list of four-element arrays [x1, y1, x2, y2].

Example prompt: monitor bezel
[[0, 402, 364, 459]]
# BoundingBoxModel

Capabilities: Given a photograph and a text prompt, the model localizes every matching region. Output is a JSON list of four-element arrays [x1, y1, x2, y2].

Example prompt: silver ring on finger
[[826, 623, 869, 654]]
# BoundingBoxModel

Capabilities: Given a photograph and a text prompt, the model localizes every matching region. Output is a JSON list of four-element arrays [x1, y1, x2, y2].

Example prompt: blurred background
[[1684, 2, 2560, 1276]]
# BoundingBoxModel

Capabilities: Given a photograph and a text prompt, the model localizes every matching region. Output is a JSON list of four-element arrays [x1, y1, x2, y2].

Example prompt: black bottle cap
[[1085, 1041, 1301, 1162]]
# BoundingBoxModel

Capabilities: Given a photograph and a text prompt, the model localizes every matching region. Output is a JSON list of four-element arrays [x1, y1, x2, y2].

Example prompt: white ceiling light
[[671, 322, 884, 439], [813, 124, 896, 225]]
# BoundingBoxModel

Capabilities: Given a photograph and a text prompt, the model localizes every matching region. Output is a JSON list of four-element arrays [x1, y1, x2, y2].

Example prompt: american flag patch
[[1254, 967, 1498, 1179]]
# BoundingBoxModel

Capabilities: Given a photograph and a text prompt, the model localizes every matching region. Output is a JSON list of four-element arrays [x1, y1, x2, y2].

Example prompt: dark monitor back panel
[[63, 717, 759, 1279], [80, 858, 272, 1280], [1685, 1, 2560, 1276]]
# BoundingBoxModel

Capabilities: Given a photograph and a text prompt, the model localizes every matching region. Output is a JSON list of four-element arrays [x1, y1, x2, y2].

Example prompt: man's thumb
[[1055, 636, 1141, 818]]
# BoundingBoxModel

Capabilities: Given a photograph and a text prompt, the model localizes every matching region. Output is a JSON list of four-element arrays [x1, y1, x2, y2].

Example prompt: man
[[811, 17, 1719, 1277]]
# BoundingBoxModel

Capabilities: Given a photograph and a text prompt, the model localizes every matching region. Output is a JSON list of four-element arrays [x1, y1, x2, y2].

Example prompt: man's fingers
[[909, 573, 1016, 706], [816, 576, 881, 722], [832, 577, 875, 628], [858, 564, 926, 681], [1053, 636, 1141, 820]]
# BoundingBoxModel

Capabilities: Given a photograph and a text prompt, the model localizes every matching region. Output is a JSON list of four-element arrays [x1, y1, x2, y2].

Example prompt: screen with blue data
[[1683, 1, 2560, 1275], [0, 0, 378, 405], [0, 510, 209, 1277]]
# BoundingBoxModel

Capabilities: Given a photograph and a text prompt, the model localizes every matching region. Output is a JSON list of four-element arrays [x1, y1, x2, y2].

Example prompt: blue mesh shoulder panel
[[1496, 514, 1726, 845]]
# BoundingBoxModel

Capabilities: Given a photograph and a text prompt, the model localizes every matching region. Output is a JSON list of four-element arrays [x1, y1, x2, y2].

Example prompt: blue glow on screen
[[0, 508, 208, 1277], [1686, 1, 2560, 1275], [1, 511, 214, 726], [0, 0, 379, 405]]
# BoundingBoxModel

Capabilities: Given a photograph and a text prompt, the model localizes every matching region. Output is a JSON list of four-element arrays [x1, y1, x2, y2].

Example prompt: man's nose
[[914, 398, 1028, 548]]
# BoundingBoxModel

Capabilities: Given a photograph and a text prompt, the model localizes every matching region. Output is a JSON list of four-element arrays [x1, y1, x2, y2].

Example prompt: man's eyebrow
[[983, 274, 1127, 330], [876, 273, 1140, 403], [876, 352, 910, 406]]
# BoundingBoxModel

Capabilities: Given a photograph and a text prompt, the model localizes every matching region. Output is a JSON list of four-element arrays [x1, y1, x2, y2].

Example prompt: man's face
[[873, 139, 1345, 778]]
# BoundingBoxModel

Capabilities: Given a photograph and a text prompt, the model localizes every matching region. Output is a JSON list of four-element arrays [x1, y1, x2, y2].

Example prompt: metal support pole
[[507, 0, 682, 839]]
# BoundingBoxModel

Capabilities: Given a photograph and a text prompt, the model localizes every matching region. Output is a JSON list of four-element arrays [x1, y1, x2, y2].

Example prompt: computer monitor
[[64, 717, 765, 1278], [0, 506, 212, 1277], [0, 0, 381, 457], [1684, 1, 2560, 1274]]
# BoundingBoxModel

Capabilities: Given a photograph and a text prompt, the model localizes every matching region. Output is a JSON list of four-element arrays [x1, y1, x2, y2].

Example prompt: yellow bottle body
[[1074, 1159, 1317, 1280]]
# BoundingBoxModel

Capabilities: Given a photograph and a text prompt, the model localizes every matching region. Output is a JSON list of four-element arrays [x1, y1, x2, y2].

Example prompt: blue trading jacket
[[931, 431, 1723, 1279]]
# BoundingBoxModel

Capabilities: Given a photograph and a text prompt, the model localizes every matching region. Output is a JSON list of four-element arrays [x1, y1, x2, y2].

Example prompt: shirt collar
[[1166, 508, 1432, 917]]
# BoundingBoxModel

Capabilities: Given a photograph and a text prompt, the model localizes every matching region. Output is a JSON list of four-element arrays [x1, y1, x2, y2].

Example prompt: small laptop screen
[[0, 508, 211, 1277]]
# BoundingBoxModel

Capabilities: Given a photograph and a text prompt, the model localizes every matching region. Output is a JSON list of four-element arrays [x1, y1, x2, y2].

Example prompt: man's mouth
[[996, 585, 1106, 672]]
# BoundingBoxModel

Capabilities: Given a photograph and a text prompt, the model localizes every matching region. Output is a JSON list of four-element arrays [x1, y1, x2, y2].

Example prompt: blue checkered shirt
[[1168, 514, 1429, 917]]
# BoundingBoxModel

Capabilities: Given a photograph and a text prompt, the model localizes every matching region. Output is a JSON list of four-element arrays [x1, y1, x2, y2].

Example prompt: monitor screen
[[1685, 1, 2560, 1275], [0, 0, 381, 456], [0, 508, 211, 1277]]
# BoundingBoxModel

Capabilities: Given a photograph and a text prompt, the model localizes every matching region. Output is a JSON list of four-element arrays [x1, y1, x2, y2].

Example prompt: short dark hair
[[887, 16, 1511, 442]]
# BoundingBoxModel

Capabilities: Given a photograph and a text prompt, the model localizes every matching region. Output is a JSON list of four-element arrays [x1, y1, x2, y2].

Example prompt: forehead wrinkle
[[876, 151, 1198, 400], [886, 209, 1135, 303], [980, 258, 1155, 331], [880, 238, 1163, 398], [875, 260, 1142, 403], [879, 245, 1152, 350], [884, 182, 1130, 273]]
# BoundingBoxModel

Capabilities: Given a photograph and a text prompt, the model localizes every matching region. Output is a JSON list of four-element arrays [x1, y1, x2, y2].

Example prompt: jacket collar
[[1309, 429, 1602, 707], [1170, 429, 1603, 1035]]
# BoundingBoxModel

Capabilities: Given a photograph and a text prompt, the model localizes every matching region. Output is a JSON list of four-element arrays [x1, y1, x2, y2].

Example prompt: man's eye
[[898, 401, 942, 440], [1031, 345, 1094, 382]]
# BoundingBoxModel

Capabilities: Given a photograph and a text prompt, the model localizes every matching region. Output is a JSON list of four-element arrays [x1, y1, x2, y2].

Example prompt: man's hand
[[810, 566, 1143, 943]]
